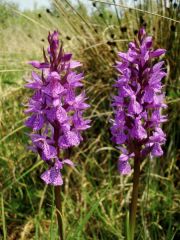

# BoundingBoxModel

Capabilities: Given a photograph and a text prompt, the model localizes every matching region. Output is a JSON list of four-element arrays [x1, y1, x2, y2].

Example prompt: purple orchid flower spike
[[25, 31, 91, 239], [111, 28, 167, 174], [111, 28, 167, 239], [25, 31, 90, 186]]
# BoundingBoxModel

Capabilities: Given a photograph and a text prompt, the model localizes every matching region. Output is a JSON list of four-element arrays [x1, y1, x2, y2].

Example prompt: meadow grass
[[0, 0, 180, 239]]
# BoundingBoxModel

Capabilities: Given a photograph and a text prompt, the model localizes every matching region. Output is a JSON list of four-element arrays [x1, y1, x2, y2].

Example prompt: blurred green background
[[0, 0, 179, 239]]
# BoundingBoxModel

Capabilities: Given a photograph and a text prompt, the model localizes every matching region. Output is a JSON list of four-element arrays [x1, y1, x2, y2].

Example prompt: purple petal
[[72, 112, 91, 130], [29, 61, 49, 69], [149, 128, 166, 143], [43, 79, 64, 98], [116, 131, 127, 144], [67, 72, 83, 87], [25, 82, 41, 90], [64, 131, 80, 147], [62, 53, 72, 62], [118, 147, 129, 154], [32, 71, 41, 81], [47, 71, 60, 81], [118, 160, 131, 175], [52, 98, 61, 107], [46, 106, 68, 124], [119, 153, 129, 162], [56, 106, 68, 124], [58, 136, 69, 149], [138, 28, 146, 40], [59, 131, 80, 149], [143, 88, 154, 103], [25, 73, 42, 89], [41, 168, 63, 186], [25, 114, 44, 131], [41, 142, 57, 160], [150, 49, 166, 58], [153, 61, 164, 72], [65, 88, 75, 104], [143, 36, 152, 49], [69, 61, 82, 69], [151, 143, 163, 157], [132, 119, 147, 140], [118, 52, 135, 63], [128, 98, 142, 114], [62, 159, 74, 167]]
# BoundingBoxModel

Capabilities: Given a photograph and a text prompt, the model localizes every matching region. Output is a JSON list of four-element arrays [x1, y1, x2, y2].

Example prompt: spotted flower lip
[[41, 158, 74, 186], [111, 28, 167, 174], [25, 31, 90, 185]]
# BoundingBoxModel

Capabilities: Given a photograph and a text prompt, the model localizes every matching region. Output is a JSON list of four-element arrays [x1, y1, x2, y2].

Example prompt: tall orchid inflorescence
[[111, 28, 167, 174], [25, 31, 90, 186]]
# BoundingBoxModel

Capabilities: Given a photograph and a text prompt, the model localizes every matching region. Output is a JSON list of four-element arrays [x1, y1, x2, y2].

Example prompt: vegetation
[[0, 0, 179, 239]]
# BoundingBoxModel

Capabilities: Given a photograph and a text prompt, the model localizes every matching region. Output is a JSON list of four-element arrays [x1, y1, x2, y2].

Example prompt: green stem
[[129, 156, 141, 240], [54, 186, 63, 240]]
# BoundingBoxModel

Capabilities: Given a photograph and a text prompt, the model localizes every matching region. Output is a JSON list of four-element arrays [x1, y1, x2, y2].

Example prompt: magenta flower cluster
[[25, 31, 90, 185], [111, 28, 167, 175]]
